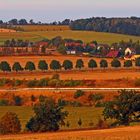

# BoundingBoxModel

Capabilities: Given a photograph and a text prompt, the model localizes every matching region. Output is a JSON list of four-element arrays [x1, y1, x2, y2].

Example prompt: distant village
[[0, 37, 140, 60]]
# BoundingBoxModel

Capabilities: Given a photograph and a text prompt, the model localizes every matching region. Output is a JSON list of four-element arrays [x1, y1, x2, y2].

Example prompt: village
[[0, 38, 140, 60]]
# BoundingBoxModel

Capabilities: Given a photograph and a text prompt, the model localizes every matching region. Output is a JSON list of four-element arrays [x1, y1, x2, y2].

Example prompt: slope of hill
[[0, 30, 140, 45]]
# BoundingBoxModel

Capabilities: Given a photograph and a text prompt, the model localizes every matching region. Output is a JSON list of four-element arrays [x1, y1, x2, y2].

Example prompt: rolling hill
[[0, 30, 140, 45]]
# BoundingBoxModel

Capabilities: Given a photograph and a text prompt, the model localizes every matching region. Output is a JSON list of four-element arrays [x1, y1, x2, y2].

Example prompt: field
[[0, 106, 103, 130], [0, 30, 140, 45], [1, 126, 140, 140], [0, 28, 16, 33]]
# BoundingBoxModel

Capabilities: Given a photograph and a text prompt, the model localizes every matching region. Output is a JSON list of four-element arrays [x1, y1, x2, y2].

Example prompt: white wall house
[[125, 48, 136, 56]]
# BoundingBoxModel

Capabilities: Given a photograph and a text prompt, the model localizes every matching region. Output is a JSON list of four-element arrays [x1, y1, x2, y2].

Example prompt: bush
[[78, 118, 82, 127], [37, 78, 49, 87], [13, 79, 22, 86], [74, 90, 85, 99], [88, 93, 104, 106], [31, 95, 36, 102], [58, 98, 68, 106], [96, 118, 109, 129], [51, 74, 60, 80], [27, 79, 38, 87], [69, 101, 82, 107], [48, 79, 62, 87], [62, 80, 83, 87], [0, 78, 10, 86], [0, 99, 9, 106], [13, 95, 22, 106], [0, 112, 21, 134]]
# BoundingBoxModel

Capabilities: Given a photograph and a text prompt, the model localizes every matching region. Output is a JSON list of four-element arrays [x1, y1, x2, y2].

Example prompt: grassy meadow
[[0, 106, 103, 130], [0, 30, 140, 45]]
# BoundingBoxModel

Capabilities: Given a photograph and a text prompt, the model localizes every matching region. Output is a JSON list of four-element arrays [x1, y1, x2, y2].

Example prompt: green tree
[[62, 60, 73, 70], [88, 93, 104, 106], [76, 59, 84, 69], [103, 90, 140, 126], [88, 59, 97, 69], [0, 112, 21, 134], [38, 60, 48, 71], [74, 90, 85, 99], [0, 61, 11, 72], [57, 44, 67, 54], [100, 59, 108, 68], [26, 98, 68, 132], [124, 60, 133, 68], [25, 61, 36, 71], [111, 59, 121, 68], [50, 60, 61, 70], [12, 62, 23, 72], [135, 58, 140, 67]]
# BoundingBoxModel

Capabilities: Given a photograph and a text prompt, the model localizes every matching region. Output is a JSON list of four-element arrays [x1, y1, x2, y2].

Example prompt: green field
[[0, 30, 140, 45], [0, 106, 103, 130]]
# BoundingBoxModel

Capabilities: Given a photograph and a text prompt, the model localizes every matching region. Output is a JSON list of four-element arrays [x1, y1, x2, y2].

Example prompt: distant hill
[[70, 17, 140, 36]]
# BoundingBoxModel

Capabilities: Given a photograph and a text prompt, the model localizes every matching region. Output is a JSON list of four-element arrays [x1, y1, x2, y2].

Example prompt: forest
[[70, 17, 140, 36]]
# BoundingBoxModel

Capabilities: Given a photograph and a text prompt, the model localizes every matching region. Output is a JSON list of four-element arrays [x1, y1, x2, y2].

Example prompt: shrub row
[[0, 74, 84, 88]]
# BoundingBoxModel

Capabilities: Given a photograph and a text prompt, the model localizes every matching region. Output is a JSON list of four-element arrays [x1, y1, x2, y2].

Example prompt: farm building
[[125, 48, 136, 56]]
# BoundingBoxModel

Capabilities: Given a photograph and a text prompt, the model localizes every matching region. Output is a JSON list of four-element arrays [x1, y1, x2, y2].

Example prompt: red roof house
[[106, 50, 120, 58]]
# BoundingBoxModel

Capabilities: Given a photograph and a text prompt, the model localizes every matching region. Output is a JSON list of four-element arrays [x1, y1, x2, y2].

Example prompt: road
[[0, 87, 140, 92]]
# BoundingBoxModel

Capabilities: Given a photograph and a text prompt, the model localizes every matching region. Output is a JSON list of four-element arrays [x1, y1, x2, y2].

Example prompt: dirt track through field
[[1, 126, 140, 140]]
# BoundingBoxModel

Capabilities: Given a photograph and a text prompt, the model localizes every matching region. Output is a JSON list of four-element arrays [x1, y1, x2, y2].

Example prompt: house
[[66, 50, 76, 55], [125, 48, 136, 56], [106, 50, 121, 58]]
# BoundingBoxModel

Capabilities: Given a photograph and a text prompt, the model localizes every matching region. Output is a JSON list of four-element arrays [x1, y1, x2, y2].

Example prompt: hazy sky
[[0, 0, 140, 22]]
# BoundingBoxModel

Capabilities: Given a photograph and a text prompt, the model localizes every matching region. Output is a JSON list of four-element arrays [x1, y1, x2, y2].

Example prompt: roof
[[65, 42, 82, 47], [125, 47, 136, 52], [106, 50, 120, 58], [37, 42, 49, 46]]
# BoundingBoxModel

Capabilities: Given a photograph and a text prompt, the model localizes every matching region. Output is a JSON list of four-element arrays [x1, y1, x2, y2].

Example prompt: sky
[[0, 0, 140, 22]]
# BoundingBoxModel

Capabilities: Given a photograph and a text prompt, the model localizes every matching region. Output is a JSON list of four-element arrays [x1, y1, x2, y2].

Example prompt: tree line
[[70, 17, 140, 36], [0, 19, 71, 26], [0, 58, 140, 72]]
